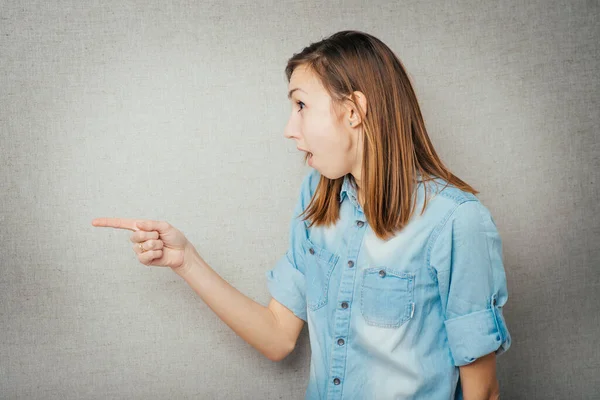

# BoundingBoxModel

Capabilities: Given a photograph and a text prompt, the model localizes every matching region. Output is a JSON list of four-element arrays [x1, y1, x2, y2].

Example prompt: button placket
[[326, 213, 364, 398]]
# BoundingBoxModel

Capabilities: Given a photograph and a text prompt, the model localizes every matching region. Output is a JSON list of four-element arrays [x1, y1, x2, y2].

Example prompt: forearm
[[173, 245, 292, 361], [462, 381, 500, 400], [459, 352, 501, 400]]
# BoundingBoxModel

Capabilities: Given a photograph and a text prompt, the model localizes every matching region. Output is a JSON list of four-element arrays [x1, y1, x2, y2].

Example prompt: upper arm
[[430, 200, 512, 366], [264, 170, 317, 359], [459, 351, 500, 400], [268, 297, 305, 357]]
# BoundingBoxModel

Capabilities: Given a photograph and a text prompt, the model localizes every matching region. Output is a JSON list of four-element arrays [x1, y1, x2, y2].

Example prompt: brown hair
[[285, 30, 478, 241]]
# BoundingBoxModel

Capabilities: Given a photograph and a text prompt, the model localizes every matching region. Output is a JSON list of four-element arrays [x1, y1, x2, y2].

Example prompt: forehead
[[289, 65, 324, 95]]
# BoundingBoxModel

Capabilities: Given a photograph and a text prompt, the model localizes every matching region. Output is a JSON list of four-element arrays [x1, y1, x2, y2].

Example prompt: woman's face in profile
[[284, 64, 358, 180]]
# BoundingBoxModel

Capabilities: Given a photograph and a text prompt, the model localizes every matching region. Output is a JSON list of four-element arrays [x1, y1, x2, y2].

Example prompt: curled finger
[[133, 239, 163, 255], [138, 249, 163, 266], [130, 230, 159, 244]]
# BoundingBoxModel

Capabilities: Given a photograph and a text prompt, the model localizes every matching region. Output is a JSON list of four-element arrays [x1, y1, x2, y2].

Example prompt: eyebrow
[[287, 88, 307, 99]]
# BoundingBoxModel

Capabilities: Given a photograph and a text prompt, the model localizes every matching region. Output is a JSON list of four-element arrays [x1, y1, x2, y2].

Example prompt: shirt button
[[379, 269, 386, 277], [347, 260, 354, 268], [309, 248, 315, 255], [333, 378, 341, 385], [492, 298, 497, 306], [337, 338, 345, 346], [356, 220, 364, 227], [341, 302, 349, 309]]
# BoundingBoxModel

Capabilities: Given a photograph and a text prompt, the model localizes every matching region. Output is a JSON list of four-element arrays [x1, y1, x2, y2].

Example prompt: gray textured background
[[1, 1, 598, 399]]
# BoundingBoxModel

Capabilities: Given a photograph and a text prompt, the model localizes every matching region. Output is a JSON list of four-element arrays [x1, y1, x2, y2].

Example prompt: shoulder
[[291, 168, 322, 215], [425, 182, 501, 273], [298, 168, 322, 200], [423, 176, 478, 205], [421, 177, 492, 219], [423, 178, 499, 247]]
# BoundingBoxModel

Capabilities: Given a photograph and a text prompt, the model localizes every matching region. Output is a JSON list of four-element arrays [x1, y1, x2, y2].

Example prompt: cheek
[[305, 111, 344, 153], [331, 128, 351, 153], [315, 132, 339, 155]]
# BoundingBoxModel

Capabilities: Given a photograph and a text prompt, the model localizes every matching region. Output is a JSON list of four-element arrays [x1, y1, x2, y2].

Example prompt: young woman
[[93, 30, 511, 399]]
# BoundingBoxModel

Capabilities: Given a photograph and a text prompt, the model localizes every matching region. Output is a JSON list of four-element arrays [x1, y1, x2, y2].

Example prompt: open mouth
[[298, 148, 313, 164]]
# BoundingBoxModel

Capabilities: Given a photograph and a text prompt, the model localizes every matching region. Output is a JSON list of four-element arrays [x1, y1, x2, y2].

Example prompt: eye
[[296, 100, 305, 112]]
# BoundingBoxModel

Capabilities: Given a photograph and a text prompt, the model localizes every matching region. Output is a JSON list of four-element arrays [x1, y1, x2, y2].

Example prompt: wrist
[[173, 243, 201, 277]]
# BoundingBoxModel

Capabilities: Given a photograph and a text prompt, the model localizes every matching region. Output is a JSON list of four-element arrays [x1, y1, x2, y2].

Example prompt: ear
[[346, 91, 368, 127]]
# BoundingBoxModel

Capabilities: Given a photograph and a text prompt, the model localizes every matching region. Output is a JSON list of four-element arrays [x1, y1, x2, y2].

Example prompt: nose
[[283, 116, 296, 140]]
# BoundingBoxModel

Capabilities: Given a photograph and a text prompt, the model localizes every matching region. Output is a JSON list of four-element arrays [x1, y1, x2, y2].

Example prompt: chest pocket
[[302, 237, 340, 311], [360, 267, 415, 328]]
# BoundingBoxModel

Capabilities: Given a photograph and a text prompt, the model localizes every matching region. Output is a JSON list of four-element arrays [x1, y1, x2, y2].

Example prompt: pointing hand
[[91, 217, 193, 271]]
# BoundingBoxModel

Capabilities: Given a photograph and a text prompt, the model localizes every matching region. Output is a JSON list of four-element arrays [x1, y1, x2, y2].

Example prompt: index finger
[[91, 217, 141, 231]]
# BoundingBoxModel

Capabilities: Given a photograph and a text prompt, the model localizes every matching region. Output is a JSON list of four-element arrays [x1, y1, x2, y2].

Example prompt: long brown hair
[[285, 30, 478, 241]]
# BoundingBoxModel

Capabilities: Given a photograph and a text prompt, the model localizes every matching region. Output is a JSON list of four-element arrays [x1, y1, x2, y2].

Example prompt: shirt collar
[[339, 174, 356, 204], [339, 171, 424, 205]]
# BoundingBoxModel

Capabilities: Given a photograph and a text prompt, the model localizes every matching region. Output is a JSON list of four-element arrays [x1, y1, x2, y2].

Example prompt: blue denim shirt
[[266, 168, 511, 399]]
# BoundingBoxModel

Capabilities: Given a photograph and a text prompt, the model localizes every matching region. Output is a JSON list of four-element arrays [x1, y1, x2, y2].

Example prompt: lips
[[297, 147, 313, 157]]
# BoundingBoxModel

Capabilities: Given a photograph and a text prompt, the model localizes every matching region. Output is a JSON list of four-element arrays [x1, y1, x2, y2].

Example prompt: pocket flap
[[303, 237, 340, 265]]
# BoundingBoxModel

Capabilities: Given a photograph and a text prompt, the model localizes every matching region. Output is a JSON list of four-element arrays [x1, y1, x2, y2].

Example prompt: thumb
[[136, 219, 170, 233]]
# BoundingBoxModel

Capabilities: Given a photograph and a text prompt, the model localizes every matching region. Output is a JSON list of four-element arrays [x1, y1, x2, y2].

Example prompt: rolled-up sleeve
[[265, 170, 316, 322], [266, 250, 307, 322], [431, 200, 512, 367]]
